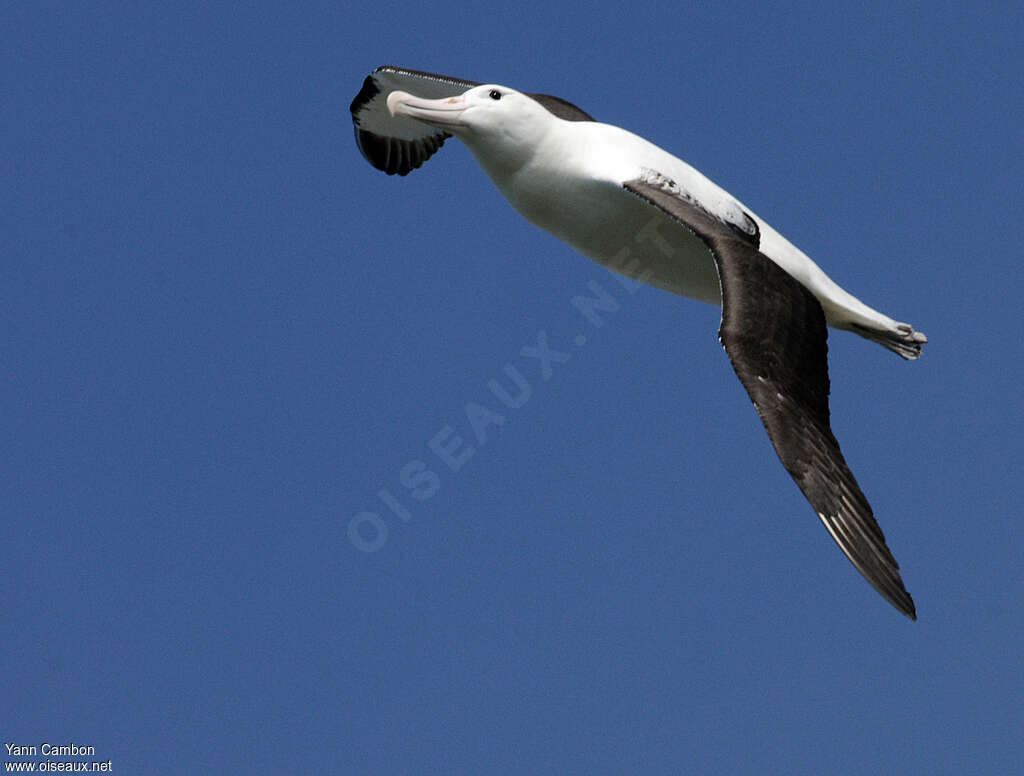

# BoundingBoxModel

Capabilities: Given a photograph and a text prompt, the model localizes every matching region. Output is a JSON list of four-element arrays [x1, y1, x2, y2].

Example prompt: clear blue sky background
[[4, 2, 1021, 773]]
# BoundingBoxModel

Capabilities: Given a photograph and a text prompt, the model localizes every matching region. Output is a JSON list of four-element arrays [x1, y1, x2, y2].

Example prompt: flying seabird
[[350, 65, 926, 619]]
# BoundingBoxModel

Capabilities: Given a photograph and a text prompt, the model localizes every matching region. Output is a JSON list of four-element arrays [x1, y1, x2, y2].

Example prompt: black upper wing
[[622, 176, 916, 619], [350, 65, 594, 176]]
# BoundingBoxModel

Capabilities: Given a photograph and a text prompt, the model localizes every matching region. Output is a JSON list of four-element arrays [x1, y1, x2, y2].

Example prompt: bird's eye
[[488, 89, 502, 100]]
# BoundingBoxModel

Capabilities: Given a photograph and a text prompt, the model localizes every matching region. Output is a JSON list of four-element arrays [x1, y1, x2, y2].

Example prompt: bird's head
[[387, 83, 556, 177]]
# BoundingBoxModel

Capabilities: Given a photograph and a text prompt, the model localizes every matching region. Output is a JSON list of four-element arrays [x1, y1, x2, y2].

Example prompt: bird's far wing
[[351, 66, 595, 176], [622, 175, 917, 620], [527, 93, 595, 123], [350, 66, 478, 176]]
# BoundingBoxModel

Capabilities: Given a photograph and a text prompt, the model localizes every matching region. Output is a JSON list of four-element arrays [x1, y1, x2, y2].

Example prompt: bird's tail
[[849, 321, 928, 360]]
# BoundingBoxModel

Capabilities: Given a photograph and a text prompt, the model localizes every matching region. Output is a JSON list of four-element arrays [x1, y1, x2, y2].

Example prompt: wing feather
[[622, 176, 916, 619]]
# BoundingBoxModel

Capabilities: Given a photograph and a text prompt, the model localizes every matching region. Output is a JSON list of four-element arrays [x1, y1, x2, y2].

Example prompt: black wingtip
[[349, 73, 380, 116], [883, 587, 917, 620], [895, 591, 917, 621]]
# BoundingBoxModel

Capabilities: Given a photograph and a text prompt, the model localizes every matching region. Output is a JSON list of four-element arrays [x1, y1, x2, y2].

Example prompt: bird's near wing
[[350, 65, 594, 176], [622, 174, 917, 619]]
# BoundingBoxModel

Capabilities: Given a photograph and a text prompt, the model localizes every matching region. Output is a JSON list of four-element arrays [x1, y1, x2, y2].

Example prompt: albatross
[[350, 65, 926, 619]]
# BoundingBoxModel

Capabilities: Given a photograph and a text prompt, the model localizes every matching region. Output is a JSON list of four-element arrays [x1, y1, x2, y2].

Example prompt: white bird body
[[464, 114, 901, 338]]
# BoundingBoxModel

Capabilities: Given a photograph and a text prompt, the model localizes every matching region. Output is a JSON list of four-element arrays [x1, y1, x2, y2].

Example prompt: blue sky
[[3, 1, 1022, 773]]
